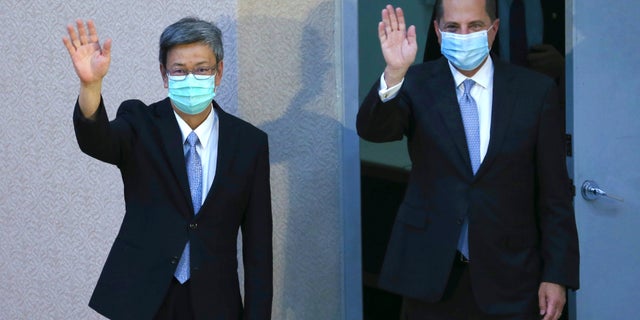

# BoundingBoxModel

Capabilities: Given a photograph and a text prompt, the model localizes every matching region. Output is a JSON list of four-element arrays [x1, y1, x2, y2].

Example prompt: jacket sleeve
[[535, 82, 580, 290], [241, 134, 273, 320], [356, 79, 412, 143], [73, 97, 134, 166]]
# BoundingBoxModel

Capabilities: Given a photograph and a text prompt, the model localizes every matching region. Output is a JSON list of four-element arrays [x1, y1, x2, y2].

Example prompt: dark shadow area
[[361, 162, 408, 320]]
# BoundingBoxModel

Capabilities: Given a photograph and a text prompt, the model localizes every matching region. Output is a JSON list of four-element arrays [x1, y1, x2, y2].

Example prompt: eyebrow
[[469, 20, 487, 26], [442, 19, 488, 27], [169, 61, 212, 67]]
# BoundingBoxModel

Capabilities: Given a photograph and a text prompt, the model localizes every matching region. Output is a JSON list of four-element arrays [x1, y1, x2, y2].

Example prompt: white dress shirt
[[174, 106, 219, 204]]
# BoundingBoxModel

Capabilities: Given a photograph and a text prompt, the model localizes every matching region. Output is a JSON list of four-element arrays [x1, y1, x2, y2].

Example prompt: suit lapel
[[431, 58, 475, 174], [475, 59, 516, 179], [155, 98, 193, 217]]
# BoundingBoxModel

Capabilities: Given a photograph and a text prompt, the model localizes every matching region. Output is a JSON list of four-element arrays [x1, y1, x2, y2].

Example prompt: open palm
[[378, 5, 417, 86], [63, 20, 112, 85]]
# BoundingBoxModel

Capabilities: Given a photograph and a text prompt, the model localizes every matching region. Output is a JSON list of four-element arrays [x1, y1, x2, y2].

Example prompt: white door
[[568, 0, 640, 319]]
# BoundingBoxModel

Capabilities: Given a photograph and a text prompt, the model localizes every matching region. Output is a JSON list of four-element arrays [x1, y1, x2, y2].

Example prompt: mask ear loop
[[487, 22, 496, 33], [212, 72, 217, 94], [486, 22, 497, 50]]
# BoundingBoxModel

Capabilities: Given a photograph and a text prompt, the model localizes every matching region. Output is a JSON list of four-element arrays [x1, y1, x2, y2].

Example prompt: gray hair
[[159, 17, 224, 66]]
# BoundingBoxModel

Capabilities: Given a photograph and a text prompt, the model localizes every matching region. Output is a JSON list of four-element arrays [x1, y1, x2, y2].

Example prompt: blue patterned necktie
[[175, 131, 202, 283], [457, 79, 480, 259]]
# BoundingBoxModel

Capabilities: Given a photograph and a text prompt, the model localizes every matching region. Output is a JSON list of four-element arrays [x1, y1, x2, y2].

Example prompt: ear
[[433, 20, 442, 45], [160, 64, 168, 89], [488, 18, 500, 48], [215, 60, 224, 90]]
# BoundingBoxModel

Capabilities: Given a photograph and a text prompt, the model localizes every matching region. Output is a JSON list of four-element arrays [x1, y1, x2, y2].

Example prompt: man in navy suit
[[64, 17, 272, 319], [357, 1, 578, 319]]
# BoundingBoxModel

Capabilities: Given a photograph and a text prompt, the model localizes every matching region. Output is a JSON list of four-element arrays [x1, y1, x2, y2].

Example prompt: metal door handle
[[581, 180, 624, 202]]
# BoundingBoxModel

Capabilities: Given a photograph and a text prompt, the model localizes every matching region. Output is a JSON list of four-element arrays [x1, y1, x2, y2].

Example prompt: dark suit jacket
[[356, 57, 579, 315], [73, 97, 272, 320], [424, 0, 565, 62]]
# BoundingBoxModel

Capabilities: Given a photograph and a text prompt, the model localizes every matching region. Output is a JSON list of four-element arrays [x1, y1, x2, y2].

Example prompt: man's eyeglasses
[[167, 66, 216, 80]]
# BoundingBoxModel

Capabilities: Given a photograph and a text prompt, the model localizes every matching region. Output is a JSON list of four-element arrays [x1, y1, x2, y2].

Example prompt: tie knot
[[186, 131, 199, 148], [462, 79, 475, 95]]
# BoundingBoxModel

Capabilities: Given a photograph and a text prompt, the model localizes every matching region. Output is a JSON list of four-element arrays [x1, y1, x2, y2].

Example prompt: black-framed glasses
[[167, 66, 216, 80]]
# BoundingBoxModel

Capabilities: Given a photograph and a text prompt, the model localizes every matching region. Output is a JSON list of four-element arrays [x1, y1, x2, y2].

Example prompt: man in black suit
[[357, 1, 578, 319], [63, 17, 272, 319]]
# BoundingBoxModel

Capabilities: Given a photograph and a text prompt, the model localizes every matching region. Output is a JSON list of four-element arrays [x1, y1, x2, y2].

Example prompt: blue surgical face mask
[[167, 74, 216, 115], [439, 26, 493, 71]]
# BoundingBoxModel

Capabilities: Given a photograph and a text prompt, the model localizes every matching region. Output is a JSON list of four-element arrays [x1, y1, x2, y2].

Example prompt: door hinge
[[565, 134, 573, 157]]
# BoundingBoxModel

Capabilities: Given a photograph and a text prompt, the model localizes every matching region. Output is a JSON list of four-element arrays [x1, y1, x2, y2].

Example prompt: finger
[[378, 21, 387, 42], [545, 299, 563, 320], [77, 19, 89, 45], [406, 25, 417, 46], [381, 7, 392, 35], [539, 291, 547, 317], [67, 23, 80, 48], [87, 19, 99, 43], [540, 305, 561, 320], [552, 298, 565, 317], [544, 310, 562, 320], [62, 37, 75, 55], [396, 7, 406, 32], [388, 5, 399, 31], [102, 38, 112, 58]]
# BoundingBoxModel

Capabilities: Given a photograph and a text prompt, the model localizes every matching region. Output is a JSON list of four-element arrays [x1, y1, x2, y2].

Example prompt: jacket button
[[189, 223, 198, 230], [170, 256, 179, 264]]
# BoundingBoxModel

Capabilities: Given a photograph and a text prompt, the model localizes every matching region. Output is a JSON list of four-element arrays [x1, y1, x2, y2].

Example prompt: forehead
[[441, 0, 490, 24], [166, 42, 216, 66]]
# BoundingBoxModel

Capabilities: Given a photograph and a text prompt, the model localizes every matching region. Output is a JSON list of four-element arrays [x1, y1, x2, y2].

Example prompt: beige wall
[[0, 0, 358, 319]]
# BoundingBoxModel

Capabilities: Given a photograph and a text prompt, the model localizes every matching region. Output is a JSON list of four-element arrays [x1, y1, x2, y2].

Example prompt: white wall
[[0, 0, 359, 319]]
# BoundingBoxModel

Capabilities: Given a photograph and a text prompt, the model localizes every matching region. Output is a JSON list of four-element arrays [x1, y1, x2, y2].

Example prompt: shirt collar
[[448, 55, 494, 90], [173, 106, 217, 149]]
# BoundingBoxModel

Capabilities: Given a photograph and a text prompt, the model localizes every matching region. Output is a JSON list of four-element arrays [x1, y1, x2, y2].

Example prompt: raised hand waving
[[378, 5, 418, 87], [63, 20, 112, 86], [62, 19, 112, 118]]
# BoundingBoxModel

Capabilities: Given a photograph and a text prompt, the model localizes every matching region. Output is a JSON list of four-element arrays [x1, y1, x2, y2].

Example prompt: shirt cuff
[[378, 73, 404, 102]]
